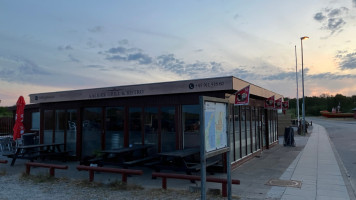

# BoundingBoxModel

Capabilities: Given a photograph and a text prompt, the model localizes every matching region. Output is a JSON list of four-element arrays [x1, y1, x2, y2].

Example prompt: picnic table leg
[[122, 174, 127, 183], [89, 170, 94, 182], [26, 164, 31, 175], [162, 177, 167, 189], [49, 167, 55, 177], [222, 183, 227, 197], [11, 149, 20, 166]]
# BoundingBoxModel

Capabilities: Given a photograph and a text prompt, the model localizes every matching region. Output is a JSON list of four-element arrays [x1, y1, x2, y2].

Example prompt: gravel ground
[[0, 172, 237, 200]]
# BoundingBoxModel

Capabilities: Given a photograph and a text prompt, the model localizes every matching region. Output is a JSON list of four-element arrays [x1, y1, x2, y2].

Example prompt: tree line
[[286, 94, 356, 117], [0, 107, 12, 117]]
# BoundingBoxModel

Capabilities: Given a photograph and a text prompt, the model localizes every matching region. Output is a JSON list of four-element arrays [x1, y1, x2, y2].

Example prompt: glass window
[[66, 109, 77, 156], [144, 107, 158, 154], [240, 107, 246, 157], [182, 105, 200, 149], [31, 112, 40, 130], [82, 107, 102, 158], [262, 110, 266, 147], [269, 111, 273, 144], [105, 107, 125, 150], [55, 110, 65, 144], [229, 110, 234, 162], [43, 110, 54, 144], [252, 107, 257, 152], [129, 107, 142, 146], [246, 107, 251, 155], [234, 106, 241, 161], [161, 107, 176, 152]]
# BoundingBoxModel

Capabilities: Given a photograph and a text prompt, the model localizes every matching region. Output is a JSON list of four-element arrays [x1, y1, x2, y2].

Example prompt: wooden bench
[[26, 162, 68, 177], [186, 159, 220, 173], [3, 152, 39, 162], [38, 151, 71, 161], [76, 165, 143, 183], [0, 160, 8, 164], [122, 155, 159, 168], [152, 172, 240, 197]]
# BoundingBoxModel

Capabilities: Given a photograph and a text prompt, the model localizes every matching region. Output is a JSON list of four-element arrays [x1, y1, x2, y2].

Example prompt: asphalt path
[[307, 117, 356, 197]]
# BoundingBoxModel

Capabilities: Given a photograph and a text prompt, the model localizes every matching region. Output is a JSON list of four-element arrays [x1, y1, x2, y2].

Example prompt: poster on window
[[275, 98, 282, 109], [264, 95, 275, 109], [234, 85, 250, 106]]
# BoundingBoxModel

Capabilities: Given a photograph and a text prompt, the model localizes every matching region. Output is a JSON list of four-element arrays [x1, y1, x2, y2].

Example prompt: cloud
[[86, 38, 103, 48], [336, 51, 356, 70], [156, 54, 185, 74], [263, 71, 296, 80], [314, 12, 326, 21], [313, 7, 349, 35], [84, 65, 108, 71], [127, 52, 152, 64], [353, 0, 356, 7], [0, 56, 51, 83], [105, 46, 153, 65], [68, 54, 80, 63], [118, 39, 129, 45], [327, 18, 345, 31], [308, 72, 356, 79], [0, 56, 109, 88], [57, 45, 73, 51], [88, 26, 103, 33]]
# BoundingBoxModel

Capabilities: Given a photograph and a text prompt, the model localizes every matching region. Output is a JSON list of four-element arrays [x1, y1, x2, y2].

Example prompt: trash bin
[[22, 133, 36, 146], [284, 127, 295, 147]]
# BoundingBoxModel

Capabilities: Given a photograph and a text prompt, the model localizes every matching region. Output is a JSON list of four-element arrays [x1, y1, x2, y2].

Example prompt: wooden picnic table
[[146, 148, 204, 174], [4, 143, 65, 166], [89, 144, 156, 167]]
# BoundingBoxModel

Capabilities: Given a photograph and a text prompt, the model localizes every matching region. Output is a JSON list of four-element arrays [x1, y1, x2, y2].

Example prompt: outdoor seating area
[[84, 144, 158, 167], [145, 148, 222, 176], [2, 142, 70, 166], [0, 136, 13, 153]]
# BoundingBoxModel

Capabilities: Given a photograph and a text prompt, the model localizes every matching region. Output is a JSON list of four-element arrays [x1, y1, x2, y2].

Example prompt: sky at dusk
[[1, 0, 356, 106]]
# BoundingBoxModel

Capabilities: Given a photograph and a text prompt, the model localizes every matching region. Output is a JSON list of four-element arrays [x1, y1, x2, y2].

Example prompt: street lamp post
[[295, 45, 299, 125], [300, 36, 309, 135]]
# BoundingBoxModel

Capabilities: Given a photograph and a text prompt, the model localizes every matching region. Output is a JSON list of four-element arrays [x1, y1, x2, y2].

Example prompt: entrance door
[[82, 107, 103, 158]]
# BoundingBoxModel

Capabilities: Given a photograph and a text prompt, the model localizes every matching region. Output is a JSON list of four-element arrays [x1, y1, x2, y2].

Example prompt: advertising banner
[[264, 95, 275, 109], [275, 98, 282, 109], [234, 85, 250, 106]]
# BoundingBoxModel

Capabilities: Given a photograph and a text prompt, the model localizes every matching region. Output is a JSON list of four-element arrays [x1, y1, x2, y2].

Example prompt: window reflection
[[66, 109, 77, 156], [55, 110, 65, 144], [183, 105, 200, 149], [129, 107, 142, 146], [44, 110, 54, 144], [105, 107, 124, 150], [161, 107, 176, 152], [82, 107, 102, 158], [144, 107, 158, 154]]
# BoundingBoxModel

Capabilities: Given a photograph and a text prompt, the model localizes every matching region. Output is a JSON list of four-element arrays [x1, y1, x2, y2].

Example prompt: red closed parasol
[[13, 96, 26, 140]]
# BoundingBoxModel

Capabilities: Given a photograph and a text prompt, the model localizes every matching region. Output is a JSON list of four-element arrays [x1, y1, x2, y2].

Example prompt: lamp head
[[301, 36, 309, 40]]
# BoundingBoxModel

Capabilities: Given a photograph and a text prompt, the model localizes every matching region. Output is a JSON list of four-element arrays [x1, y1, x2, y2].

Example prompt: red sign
[[282, 101, 289, 110], [264, 95, 275, 109], [234, 85, 250, 106], [275, 98, 282, 109], [13, 96, 26, 140]]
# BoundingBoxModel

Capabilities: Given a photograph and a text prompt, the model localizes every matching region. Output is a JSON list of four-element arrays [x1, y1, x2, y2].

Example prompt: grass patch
[[20, 172, 57, 183], [0, 168, 6, 176], [108, 180, 143, 191], [71, 179, 104, 188], [145, 188, 240, 200]]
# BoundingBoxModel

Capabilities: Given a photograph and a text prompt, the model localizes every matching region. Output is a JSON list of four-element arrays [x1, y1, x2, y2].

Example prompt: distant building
[[22, 76, 283, 169]]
